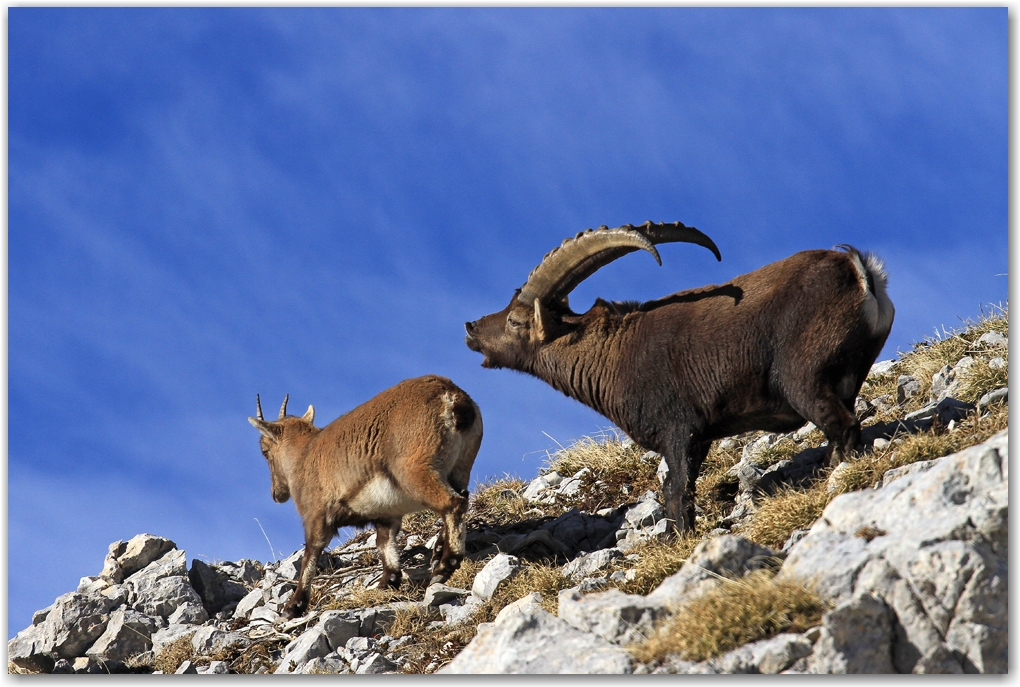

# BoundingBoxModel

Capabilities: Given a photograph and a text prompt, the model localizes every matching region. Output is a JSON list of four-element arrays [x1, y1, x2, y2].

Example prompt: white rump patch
[[849, 251, 895, 336], [440, 392, 459, 431]]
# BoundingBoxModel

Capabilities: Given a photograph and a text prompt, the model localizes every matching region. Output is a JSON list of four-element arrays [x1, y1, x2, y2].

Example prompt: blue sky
[[7, 7, 1007, 637]]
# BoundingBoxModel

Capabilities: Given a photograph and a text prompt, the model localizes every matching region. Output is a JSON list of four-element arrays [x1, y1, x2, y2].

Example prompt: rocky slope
[[8, 312, 1008, 674]]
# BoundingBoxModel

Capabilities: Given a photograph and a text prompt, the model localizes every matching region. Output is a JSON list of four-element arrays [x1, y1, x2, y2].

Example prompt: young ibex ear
[[532, 299, 555, 343], [302, 405, 315, 424], [248, 417, 281, 442]]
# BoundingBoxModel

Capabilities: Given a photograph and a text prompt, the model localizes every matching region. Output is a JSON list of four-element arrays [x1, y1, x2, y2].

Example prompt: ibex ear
[[532, 299, 554, 343], [248, 417, 281, 441], [302, 405, 315, 424]]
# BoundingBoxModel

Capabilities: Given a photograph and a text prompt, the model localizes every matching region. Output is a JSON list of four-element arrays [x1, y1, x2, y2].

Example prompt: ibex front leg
[[282, 522, 330, 619]]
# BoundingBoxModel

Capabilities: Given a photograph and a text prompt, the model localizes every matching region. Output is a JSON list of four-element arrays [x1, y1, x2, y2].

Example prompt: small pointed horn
[[517, 220, 721, 306], [256, 394, 264, 421], [278, 394, 289, 420]]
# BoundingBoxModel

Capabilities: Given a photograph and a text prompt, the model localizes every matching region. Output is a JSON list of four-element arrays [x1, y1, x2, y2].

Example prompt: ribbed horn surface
[[517, 221, 720, 306]]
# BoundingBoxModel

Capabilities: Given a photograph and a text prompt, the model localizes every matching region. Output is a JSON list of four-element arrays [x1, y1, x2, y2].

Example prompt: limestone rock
[[562, 548, 623, 581], [804, 594, 895, 674], [648, 535, 777, 607], [124, 549, 204, 620], [558, 586, 667, 645], [100, 535, 176, 584], [424, 583, 469, 607], [896, 375, 920, 404], [471, 553, 521, 601], [190, 626, 248, 655], [85, 608, 160, 662], [188, 558, 258, 615], [8, 589, 122, 669], [781, 430, 1007, 673], [439, 607, 632, 674], [274, 626, 331, 674]]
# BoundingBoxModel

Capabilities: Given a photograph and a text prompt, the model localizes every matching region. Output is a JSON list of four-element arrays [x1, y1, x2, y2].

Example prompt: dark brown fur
[[465, 248, 893, 533]]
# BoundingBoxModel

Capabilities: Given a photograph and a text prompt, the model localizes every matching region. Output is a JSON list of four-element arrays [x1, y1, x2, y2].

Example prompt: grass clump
[[831, 402, 1008, 494], [467, 478, 536, 526], [152, 633, 196, 674], [546, 430, 661, 510], [632, 569, 827, 664], [739, 483, 833, 551], [611, 532, 702, 597], [866, 305, 1008, 413]]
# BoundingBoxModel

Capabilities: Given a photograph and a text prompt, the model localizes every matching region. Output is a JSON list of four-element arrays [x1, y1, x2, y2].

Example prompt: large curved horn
[[278, 394, 289, 420], [517, 221, 721, 306], [256, 394, 264, 421]]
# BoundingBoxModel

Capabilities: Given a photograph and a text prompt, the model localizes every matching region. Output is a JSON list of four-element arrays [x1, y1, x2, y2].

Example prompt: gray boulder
[[471, 553, 521, 601], [804, 594, 895, 673], [648, 535, 777, 606], [562, 548, 623, 581], [558, 586, 668, 645], [274, 627, 331, 674], [188, 558, 254, 615], [695, 632, 815, 674], [84, 608, 160, 662], [190, 626, 248, 656], [317, 609, 365, 650], [439, 607, 632, 674], [124, 548, 204, 619], [8, 589, 122, 670], [781, 430, 1007, 673], [150, 624, 197, 655], [100, 534, 176, 584]]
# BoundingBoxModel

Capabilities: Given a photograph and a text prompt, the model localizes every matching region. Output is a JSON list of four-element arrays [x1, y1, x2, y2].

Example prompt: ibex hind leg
[[795, 386, 861, 468], [430, 501, 468, 584], [398, 463, 468, 584], [375, 518, 404, 589]]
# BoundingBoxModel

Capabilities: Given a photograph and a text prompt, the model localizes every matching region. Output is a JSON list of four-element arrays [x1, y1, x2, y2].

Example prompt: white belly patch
[[348, 475, 425, 518]]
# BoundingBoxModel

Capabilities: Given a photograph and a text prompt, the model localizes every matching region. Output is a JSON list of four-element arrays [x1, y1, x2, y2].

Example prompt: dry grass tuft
[[873, 305, 1008, 413], [831, 402, 1008, 494], [613, 532, 702, 597], [958, 352, 1008, 404], [319, 582, 416, 612], [632, 570, 827, 664], [152, 633, 196, 674], [749, 437, 802, 469], [468, 478, 535, 526], [487, 562, 573, 616], [739, 483, 833, 551], [444, 556, 487, 590], [546, 430, 661, 510]]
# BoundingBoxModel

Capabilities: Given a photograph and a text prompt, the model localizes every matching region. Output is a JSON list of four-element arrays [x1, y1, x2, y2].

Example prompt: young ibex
[[465, 221, 894, 533], [248, 375, 483, 618]]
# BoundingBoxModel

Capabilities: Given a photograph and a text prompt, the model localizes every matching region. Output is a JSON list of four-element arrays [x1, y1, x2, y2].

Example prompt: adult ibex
[[248, 375, 483, 618], [465, 221, 893, 532]]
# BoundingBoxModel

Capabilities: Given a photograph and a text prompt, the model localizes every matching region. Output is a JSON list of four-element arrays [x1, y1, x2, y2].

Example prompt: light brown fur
[[249, 375, 482, 618]]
